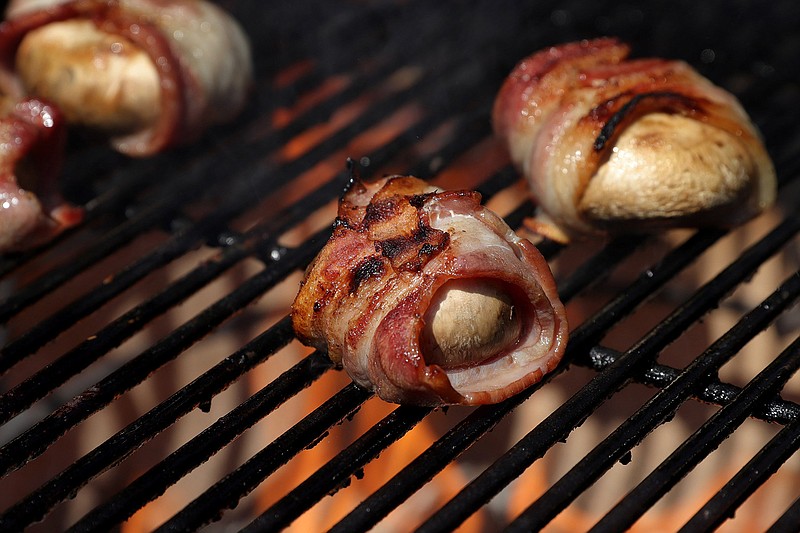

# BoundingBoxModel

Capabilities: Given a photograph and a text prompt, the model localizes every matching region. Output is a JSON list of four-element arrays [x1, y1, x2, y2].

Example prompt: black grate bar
[[679, 417, 800, 532], [589, 334, 800, 533], [326, 235, 678, 533], [0, 236, 254, 425], [0, 0, 496, 324], [247, 234, 645, 532], [768, 494, 800, 533], [328, 396, 532, 533], [241, 405, 432, 533], [155, 383, 373, 533], [417, 216, 797, 532], [587, 345, 800, 425], [0, 214, 233, 373], [505, 269, 800, 532], [0, 153, 235, 323], [0, 231, 323, 478], [0, 318, 295, 530], [66, 351, 335, 532], [0, 72, 498, 426]]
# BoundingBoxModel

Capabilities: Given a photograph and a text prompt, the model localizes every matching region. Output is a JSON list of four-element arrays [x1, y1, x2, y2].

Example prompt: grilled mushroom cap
[[421, 278, 522, 368], [15, 20, 161, 135], [581, 112, 758, 227]]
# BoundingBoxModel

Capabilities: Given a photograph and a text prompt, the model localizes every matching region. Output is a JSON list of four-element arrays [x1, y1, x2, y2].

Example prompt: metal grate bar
[[417, 215, 797, 532], [679, 417, 800, 532], [155, 383, 373, 533], [66, 350, 335, 532], [0, 236, 250, 425], [0, 235, 319, 478], [505, 268, 800, 531], [0, 318, 295, 530], [587, 345, 800, 425], [590, 334, 800, 532], [242, 405, 432, 532], [0, 214, 225, 371], [0, 150, 244, 323], [768, 494, 800, 533]]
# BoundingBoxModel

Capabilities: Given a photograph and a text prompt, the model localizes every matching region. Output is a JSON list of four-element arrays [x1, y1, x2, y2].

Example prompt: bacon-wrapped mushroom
[[0, 95, 82, 252], [291, 175, 568, 406], [0, 0, 253, 156], [493, 38, 776, 243]]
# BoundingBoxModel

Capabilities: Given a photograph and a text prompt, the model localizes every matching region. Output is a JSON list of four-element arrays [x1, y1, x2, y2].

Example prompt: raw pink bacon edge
[[0, 96, 83, 253], [292, 175, 568, 406]]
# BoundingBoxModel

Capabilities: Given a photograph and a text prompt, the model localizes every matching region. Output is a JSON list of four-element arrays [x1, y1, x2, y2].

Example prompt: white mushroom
[[15, 20, 161, 135], [421, 278, 522, 368], [581, 113, 759, 227]]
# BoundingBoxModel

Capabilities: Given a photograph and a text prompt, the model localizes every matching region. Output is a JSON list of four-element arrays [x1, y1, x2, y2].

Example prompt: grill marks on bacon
[[493, 38, 777, 243], [292, 175, 568, 405]]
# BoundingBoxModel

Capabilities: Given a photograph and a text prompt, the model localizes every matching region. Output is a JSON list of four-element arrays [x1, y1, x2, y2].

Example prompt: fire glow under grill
[[1, 0, 800, 531]]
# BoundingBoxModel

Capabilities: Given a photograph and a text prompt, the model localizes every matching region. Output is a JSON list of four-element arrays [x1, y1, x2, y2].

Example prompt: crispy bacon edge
[[292, 175, 568, 406]]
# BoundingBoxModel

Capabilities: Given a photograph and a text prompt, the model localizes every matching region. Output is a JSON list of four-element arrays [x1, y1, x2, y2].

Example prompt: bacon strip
[[0, 96, 82, 252], [292, 175, 568, 406], [0, 0, 252, 156], [493, 38, 776, 242]]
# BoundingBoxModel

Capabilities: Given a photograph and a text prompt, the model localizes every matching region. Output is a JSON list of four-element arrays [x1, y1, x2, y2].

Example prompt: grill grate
[[2, 0, 800, 531]]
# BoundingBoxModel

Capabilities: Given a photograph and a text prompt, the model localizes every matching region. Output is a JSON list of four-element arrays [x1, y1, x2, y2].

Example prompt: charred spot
[[312, 287, 335, 312], [409, 193, 432, 208], [414, 221, 438, 243], [372, 218, 450, 274], [349, 255, 386, 294], [592, 91, 702, 152], [363, 197, 400, 226], [419, 243, 436, 256], [378, 236, 412, 259], [377, 222, 448, 259]]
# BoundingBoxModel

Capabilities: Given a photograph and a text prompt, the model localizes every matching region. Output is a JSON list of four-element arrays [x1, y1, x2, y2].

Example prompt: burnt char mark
[[362, 197, 400, 227], [312, 286, 336, 314], [414, 221, 435, 242], [349, 255, 386, 294], [378, 236, 410, 260], [419, 243, 437, 256], [409, 193, 433, 208], [376, 221, 450, 272], [592, 91, 702, 151]]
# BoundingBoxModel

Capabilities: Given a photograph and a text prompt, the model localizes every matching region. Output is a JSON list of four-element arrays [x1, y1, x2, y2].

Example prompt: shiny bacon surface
[[292, 175, 568, 405], [0, 95, 82, 252], [493, 38, 776, 242], [0, 0, 252, 156]]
